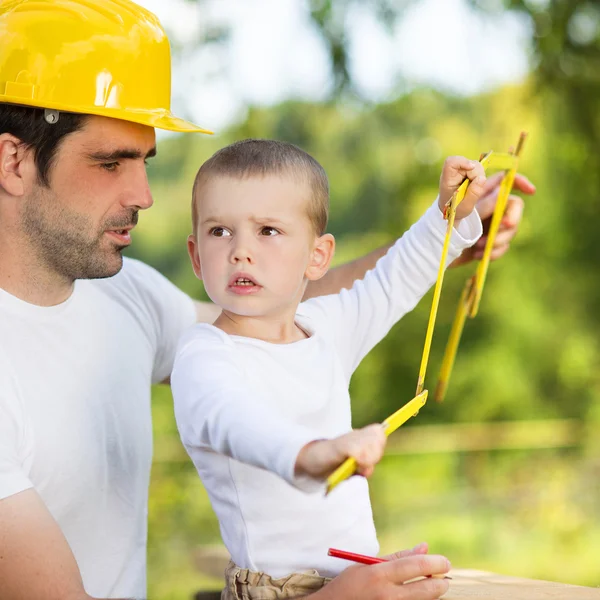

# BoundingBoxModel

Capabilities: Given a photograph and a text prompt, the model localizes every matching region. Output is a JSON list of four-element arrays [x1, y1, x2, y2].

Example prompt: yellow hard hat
[[0, 0, 212, 133]]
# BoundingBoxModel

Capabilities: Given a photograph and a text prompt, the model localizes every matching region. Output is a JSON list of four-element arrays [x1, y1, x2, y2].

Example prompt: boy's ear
[[0, 134, 31, 197], [187, 234, 203, 280], [305, 233, 335, 281]]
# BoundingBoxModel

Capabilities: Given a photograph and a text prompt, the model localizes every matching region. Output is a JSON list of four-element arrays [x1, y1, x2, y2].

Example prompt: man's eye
[[210, 227, 231, 237], [101, 162, 119, 172], [260, 227, 279, 236]]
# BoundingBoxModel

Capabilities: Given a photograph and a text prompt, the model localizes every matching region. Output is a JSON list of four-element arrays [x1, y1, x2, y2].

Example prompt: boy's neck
[[213, 310, 309, 344]]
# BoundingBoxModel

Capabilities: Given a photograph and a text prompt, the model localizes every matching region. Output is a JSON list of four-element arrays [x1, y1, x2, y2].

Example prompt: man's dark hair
[[0, 105, 87, 186]]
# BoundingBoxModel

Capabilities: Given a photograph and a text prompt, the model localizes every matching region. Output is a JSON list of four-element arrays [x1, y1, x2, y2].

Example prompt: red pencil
[[327, 547, 452, 580], [328, 548, 387, 565]]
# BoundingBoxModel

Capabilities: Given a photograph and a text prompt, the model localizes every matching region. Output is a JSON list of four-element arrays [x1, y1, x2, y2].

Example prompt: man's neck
[[0, 234, 74, 307]]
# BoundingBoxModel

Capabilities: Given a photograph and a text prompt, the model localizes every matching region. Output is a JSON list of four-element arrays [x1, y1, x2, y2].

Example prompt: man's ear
[[305, 233, 335, 281], [187, 234, 203, 280], [0, 134, 30, 197]]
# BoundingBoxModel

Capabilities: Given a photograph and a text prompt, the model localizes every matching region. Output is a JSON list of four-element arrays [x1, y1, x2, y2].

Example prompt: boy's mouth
[[228, 272, 261, 295]]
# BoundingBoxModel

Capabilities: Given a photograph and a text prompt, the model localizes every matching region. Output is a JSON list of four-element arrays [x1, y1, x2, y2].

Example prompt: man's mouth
[[105, 227, 134, 245], [104, 212, 139, 246]]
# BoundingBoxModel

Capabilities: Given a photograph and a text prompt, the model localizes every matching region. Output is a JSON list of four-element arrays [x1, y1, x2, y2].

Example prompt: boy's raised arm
[[303, 173, 533, 300]]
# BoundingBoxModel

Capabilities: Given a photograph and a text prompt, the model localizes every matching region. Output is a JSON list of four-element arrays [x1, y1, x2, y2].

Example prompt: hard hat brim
[[137, 111, 214, 135], [0, 97, 213, 135]]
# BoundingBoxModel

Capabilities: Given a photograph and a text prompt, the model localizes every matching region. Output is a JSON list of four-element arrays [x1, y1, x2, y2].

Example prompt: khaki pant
[[222, 560, 332, 600]]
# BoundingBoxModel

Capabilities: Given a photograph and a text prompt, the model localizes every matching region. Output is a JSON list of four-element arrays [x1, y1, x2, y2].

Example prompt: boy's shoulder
[[177, 323, 234, 355], [296, 291, 348, 334]]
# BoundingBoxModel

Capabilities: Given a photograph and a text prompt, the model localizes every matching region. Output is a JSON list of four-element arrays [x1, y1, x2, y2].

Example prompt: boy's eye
[[210, 227, 231, 237], [260, 226, 280, 236], [100, 162, 119, 172]]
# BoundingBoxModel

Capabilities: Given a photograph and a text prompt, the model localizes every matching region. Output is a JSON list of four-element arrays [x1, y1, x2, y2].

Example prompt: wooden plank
[[386, 419, 582, 454], [153, 419, 585, 463], [446, 570, 600, 599]]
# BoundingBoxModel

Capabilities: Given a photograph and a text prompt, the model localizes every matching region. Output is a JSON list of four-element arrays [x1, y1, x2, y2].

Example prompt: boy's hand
[[438, 156, 487, 223], [295, 424, 387, 480]]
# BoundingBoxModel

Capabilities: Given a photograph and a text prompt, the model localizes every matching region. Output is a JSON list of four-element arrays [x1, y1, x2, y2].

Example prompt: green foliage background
[[125, 2, 600, 597]]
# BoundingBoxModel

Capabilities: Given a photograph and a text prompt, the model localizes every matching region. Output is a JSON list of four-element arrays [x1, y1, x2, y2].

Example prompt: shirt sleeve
[[0, 357, 34, 500], [171, 326, 324, 492], [300, 201, 482, 378], [114, 258, 198, 383]]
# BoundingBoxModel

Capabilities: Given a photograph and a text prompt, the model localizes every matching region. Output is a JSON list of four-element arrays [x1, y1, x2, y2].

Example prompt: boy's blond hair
[[192, 139, 329, 236]]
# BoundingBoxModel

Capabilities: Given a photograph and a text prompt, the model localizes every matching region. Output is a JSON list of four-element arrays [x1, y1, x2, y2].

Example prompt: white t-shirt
[[171, 202, 482, 578], [0, 258, 196, 599]]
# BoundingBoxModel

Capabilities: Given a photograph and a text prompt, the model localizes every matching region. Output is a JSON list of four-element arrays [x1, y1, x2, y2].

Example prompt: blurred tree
[[136, 78, 600, 426], [142, 4, 600, 596]]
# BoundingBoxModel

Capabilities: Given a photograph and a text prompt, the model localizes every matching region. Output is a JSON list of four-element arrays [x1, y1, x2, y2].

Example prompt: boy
[[171, 139, 484, 599]]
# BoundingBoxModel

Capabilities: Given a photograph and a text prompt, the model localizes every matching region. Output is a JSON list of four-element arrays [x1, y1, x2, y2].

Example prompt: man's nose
[[121, 164, 154, 211]]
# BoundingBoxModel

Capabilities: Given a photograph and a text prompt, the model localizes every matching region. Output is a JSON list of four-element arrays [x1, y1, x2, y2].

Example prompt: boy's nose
[[230, 239, 254, 264]]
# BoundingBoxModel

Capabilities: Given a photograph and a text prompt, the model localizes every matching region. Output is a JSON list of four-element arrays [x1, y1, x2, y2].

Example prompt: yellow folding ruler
[[326, 132, 528, 494], [434, 132, 527, 401]]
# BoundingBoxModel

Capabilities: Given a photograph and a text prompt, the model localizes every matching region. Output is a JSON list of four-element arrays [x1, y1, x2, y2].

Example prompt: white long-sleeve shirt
[[171, 202, 482, 578]]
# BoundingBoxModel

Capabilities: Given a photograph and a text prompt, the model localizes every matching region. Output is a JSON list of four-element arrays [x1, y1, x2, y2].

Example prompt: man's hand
[[450, 172, 535, 268], [308, 543, 452, 600], [295, 424, 387, 480]]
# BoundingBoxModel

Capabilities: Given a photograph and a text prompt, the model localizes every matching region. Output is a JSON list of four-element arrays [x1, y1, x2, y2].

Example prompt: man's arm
[[304, 173, 534, 300], [305, 545, 451, 600], [0, 489, 110, 600]]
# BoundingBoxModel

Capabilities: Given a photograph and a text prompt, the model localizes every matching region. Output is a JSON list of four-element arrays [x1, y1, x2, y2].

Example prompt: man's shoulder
[[86, 257, 183, 310], [90, 257, 162, 292]]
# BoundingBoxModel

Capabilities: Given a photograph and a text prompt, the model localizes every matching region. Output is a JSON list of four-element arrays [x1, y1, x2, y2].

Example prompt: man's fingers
[[474, 194, 524, 251], [502, 194, 525, 228], [378, 554, 451, 585], [512, 173, 536, 195], [477, 174, 530, 223], [483, 172, 535, 197], [381, 543, 429, 561], [399, 575, 451, 600], [473, 244, 510, 261], [492, 227, 518, 247], [481, 171, 504, 195], [474, 226, 519, 251], [475, 187, 499, 222], [477, 191, 524, 231]]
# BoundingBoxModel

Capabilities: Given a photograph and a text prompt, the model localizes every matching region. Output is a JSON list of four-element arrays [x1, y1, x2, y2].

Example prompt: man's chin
[[76, 250, 125, 280]]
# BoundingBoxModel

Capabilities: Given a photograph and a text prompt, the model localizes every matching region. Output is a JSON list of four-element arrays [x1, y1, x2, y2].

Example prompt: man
[[0, 1, 534, 599]]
